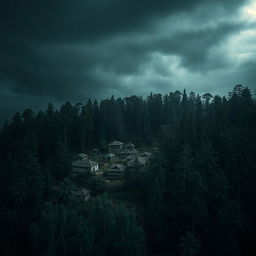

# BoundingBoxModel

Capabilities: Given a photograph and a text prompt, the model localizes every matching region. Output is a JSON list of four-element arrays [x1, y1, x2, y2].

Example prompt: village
[[54, 140, 153, 203]]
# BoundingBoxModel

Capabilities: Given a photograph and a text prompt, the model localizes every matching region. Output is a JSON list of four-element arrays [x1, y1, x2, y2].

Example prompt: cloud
[[0, 0, 255, 122], [0, 0, 244, 42]]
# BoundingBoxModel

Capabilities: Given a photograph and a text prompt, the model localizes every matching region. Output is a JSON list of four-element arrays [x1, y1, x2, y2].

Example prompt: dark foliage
[[0, 85, 255, 255]]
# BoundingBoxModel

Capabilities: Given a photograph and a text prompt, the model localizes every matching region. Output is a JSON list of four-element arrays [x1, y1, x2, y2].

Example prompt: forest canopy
[[0, 84, 256, 256]]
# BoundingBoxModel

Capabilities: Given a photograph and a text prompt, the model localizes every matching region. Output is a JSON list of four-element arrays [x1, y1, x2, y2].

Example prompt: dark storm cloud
[[0, 0, 254, 123], [0, 0, 243, 42]]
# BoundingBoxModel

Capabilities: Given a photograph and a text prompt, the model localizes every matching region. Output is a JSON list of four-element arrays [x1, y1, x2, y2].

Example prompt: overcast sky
[[0, 0, 256, 122]]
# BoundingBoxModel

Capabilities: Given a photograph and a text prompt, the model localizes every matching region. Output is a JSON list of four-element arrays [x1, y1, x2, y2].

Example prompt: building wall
[[109, 145, 123, 154], [124, 145, 135, 151], [72, 166, 90, 173], [91, 165, 99, 172]]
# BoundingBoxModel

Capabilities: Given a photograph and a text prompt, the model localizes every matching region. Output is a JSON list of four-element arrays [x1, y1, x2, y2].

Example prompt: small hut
[[104, 153, 115, 162], [70, 188, 90, 202], [104, 164, 126, 177], [108, 140, 124, 154], [124, 142, 135, 152]]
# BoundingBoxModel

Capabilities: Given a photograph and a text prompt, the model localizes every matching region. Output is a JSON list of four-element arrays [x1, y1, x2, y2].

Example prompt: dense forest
[[0, 84, 256, 256]]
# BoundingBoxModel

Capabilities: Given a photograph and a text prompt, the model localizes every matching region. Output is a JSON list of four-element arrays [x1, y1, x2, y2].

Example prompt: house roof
[[105, 169, 123, 176], [111, 164, 126, 172], [127, 156, 147, 167], [125, 142, 135, 147], [109, 140, 124, 146], [72, 159, 98, 168], [139, 152, 152, 157], [78, 153, 88, 158], [120, 150, 130, 154], [82, 188, 90, 196], [91, 148, 100, 152], [125, 154, 139, 161], [105, 153, 115, 158], [70, 187, 90, 197]]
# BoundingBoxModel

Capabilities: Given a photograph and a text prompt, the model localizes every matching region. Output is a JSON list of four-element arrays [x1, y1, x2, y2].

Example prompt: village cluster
[[72, 140, 152, 178], [63, 141, 152, 202]]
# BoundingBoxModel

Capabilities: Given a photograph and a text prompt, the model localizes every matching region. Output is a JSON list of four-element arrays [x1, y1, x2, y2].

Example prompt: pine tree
[[179, 232, 200, 256]]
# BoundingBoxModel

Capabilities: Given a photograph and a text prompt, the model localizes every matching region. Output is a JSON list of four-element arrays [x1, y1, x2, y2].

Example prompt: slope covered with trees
[[0, 85, 256, 255]]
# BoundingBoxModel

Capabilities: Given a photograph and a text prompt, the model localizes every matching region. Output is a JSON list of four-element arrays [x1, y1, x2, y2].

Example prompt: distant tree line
[[0, 84, 255, 255]]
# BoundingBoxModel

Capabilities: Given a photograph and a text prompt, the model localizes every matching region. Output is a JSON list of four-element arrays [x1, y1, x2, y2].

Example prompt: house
[[89, 148, 101, 155], [82, 189, 91, 201], [111, 164, 126, 172], [77, 153, 89, 160], [139, 152, 152, 158], [105, 164, 126, 177], [70, 188, 90, 202], [125, 154, 138, 162], [52, 181, 91, 202], [104, 169, 123, 177], [72, 159, 99, 173], [104, 153, 115, 162], [120, 150, 131, 157], [124, 143, 135, 152], [108, 140, 124, 154], [126, 156, 147, 168]]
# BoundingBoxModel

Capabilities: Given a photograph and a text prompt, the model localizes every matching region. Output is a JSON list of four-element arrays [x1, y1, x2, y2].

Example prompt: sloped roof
[[109, 140, 124, 146], [139, 152, 152, 157], [78, 153, 88, 159], [120, 150, 130, 154], [105, 169, 123, 176], [127, 156, 147, 167], [125, 142, 135, 147], [91, 148, 100, 152], [82, 188, 90, 196], [105, 153, 115, 158], [125, 155, 136, 161], [70, 188, 90, 198], [111, 164, 126, 172], [72, 159, 98, 168]]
